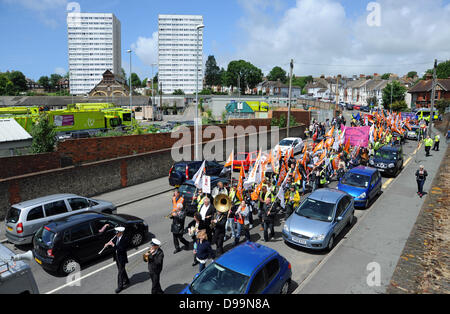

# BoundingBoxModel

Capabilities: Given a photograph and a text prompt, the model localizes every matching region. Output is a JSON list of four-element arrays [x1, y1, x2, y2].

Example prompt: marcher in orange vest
[[172, 190, 184, 213]]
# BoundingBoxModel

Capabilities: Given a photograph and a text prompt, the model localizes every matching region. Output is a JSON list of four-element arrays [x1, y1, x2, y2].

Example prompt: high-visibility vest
[[172, 196, 184, 212], [196, 195, 207, 211], [425, 138, 434, 147], [435, 135, 440, 142], [229, 189, 241, 205]]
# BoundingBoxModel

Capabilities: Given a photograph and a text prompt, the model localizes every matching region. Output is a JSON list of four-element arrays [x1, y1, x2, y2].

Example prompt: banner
[[202, 175, 211, 194], [341, 124, 370, 148]]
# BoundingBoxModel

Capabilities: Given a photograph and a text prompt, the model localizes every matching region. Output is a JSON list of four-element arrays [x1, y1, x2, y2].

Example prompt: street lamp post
[[195, 24, 204, 161], [151, 63, 157, 106], [127, 49, 132, 110]]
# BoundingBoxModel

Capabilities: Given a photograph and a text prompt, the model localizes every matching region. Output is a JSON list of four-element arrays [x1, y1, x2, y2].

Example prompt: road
[[1, 122, 433, 294]]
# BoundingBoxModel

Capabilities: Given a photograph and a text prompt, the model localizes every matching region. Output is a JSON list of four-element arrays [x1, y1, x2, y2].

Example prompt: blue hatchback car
[[283, 189, 355, 251], [337, 166, 382, 208], [180, 242, 292, 294]]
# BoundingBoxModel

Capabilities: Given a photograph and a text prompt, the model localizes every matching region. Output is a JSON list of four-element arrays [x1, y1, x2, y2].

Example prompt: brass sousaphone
[[210, 194, 232, 229]]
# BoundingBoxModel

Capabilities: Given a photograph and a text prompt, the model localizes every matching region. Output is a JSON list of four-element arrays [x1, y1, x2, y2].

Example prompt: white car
[[273, 137, 304, 156]]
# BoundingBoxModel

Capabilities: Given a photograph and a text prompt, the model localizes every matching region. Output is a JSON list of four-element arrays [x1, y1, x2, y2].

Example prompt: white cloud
[[131, 32, 159, 68], [54, 67, 66, 75], [235, 0, 450, 77]]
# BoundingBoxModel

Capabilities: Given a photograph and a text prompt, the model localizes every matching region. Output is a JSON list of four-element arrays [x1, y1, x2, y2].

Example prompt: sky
[[1, 0, 450, 82]]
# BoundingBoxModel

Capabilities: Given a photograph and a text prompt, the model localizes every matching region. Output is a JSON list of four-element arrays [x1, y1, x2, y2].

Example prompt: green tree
[[407, 71, 418, 79], [267, 66, 287, 83], [381, 73, 391, 80], [224, 60, 263, 94], [141, 78, 148, 88], [50, 74, 63, 91], [204, 55, 221, 87], [382, 81, 407, 108], [9, 71, 27, 93], [435, 99, 450, 114], [173, 89, 185, 95], [291, 75, 313, 91], [390, 100, 408, 112], [130, 73, 141, 88], [423, 60, 450, 79], [30, 113, 56, 153], [38, 76, 50, 92]]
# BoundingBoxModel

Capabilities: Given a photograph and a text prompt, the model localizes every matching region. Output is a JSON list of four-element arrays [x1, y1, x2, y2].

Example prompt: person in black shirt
[[415, 165, 428, 198], [144, 238, 164, 294], [170, 203, 190, 254], [103, 226, 129, 293]]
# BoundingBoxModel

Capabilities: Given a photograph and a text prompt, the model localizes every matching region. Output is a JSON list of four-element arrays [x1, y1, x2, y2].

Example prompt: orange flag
[[325, 126, 335, 138], [236, 165, 245, 201], [293, 162, 302, 182], [251, 181, 263, 201], [313, 140, 324, 153], [224, 149, 234, 167], [325, 137, 334, 149], [344, 138, 350, 153]]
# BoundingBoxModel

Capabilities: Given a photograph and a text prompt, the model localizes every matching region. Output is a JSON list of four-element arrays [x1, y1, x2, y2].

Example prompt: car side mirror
[[336, 216, 343, 222]]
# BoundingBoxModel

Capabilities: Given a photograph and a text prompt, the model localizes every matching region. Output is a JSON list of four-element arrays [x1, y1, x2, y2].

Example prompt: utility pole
[[335, 74, 340, 111], [127, 49, 133, 110], [429, 59, 437, 137], [287, 59, 293, 137], [390, 81, 393, 113]]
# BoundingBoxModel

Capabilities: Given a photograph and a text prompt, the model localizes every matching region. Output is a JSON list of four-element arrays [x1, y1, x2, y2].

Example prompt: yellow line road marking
[[404, 156, 412, 166], [382, 178, 393, 189]]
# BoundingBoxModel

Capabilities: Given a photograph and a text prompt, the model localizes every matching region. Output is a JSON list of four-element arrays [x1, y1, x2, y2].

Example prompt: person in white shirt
[[211, 181, 228, 198]]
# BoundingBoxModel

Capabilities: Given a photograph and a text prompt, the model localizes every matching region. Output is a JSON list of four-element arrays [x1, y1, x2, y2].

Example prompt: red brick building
[[408, 78, 450, 108]]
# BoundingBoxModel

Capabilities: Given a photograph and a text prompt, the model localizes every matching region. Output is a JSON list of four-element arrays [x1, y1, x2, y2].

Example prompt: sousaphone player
[[211, 194, 231, 256]]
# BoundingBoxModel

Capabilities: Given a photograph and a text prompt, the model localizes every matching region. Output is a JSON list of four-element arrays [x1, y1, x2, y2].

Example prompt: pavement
[[295, 126, 448, 293]]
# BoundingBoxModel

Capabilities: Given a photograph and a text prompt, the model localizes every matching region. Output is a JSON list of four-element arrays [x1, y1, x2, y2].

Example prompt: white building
[[158, 14, 203, 95], [67, 12, 122, 95]]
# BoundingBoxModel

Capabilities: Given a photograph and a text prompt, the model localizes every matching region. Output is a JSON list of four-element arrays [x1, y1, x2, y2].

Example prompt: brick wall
[[270, 108, 311, 126], [0, 152, 61, 179]]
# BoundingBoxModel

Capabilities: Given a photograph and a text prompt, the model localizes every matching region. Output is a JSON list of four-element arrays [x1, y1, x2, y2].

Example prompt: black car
[[360, 105, 370, 112], [168, 160, 230, 187], [346, 103, 354, 110], [178, 176, 230, 216], [369, 145, 403, 177], [32, 211, 148, 275]]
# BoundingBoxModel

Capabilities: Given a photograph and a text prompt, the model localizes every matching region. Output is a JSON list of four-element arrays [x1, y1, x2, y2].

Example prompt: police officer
[[144, 238, 164, 294], [433, 134, 440, 151], [424, 136, 434, 157]]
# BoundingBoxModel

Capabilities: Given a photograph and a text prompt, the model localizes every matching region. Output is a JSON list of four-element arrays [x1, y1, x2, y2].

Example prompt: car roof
[[308, 188, 347, 203], [281, 137, 301, 141], [215, 242, 278, 277], [12, 194, 82, 209], [379, 145, 401, 152], [348, 166, 377, 176], [44, 211, 108, 232]]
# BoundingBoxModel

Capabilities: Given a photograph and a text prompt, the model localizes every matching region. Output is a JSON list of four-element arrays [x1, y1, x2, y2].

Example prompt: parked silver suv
[[5, 194, 117, 245]]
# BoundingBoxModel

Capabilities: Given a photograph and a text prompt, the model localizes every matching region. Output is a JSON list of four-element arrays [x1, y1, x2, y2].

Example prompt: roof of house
[[408, 78, 450, 93], [0, 118, 32, 143]]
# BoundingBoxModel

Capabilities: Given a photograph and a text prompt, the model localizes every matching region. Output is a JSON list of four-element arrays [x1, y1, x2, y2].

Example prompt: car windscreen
[[279, 140, 293, 146], [341, 173, 371, 188], [375, 149, 398, 160], [179, 184, 196, 197], [295, 198, 336, 222], [6, 207, 21, 223], [189, 262, 250, 294], [174, 164, 187, 173], [35, 227, 56, 247]]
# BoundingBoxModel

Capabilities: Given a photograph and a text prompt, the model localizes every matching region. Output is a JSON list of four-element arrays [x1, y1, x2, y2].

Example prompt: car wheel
[[280, 279, 290, 294], [60, 257, 79, 275], [131, 232, 144, 247], [327, 235, 335, 251]]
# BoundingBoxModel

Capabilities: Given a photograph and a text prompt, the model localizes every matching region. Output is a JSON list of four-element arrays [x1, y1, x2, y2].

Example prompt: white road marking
[[45, 242, 166, 294]]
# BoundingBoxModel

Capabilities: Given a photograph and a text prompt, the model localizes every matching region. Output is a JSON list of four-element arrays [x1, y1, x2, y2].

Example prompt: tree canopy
[[267, 66, 287, 83], [0, 71, 27, 95], [205, 55, 221, 87], [224, 60, 263, 94], [382, 81, 407, 108]]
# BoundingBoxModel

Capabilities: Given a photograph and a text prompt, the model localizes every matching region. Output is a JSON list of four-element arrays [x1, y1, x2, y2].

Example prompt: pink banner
[[341, 125, 370, 147]]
